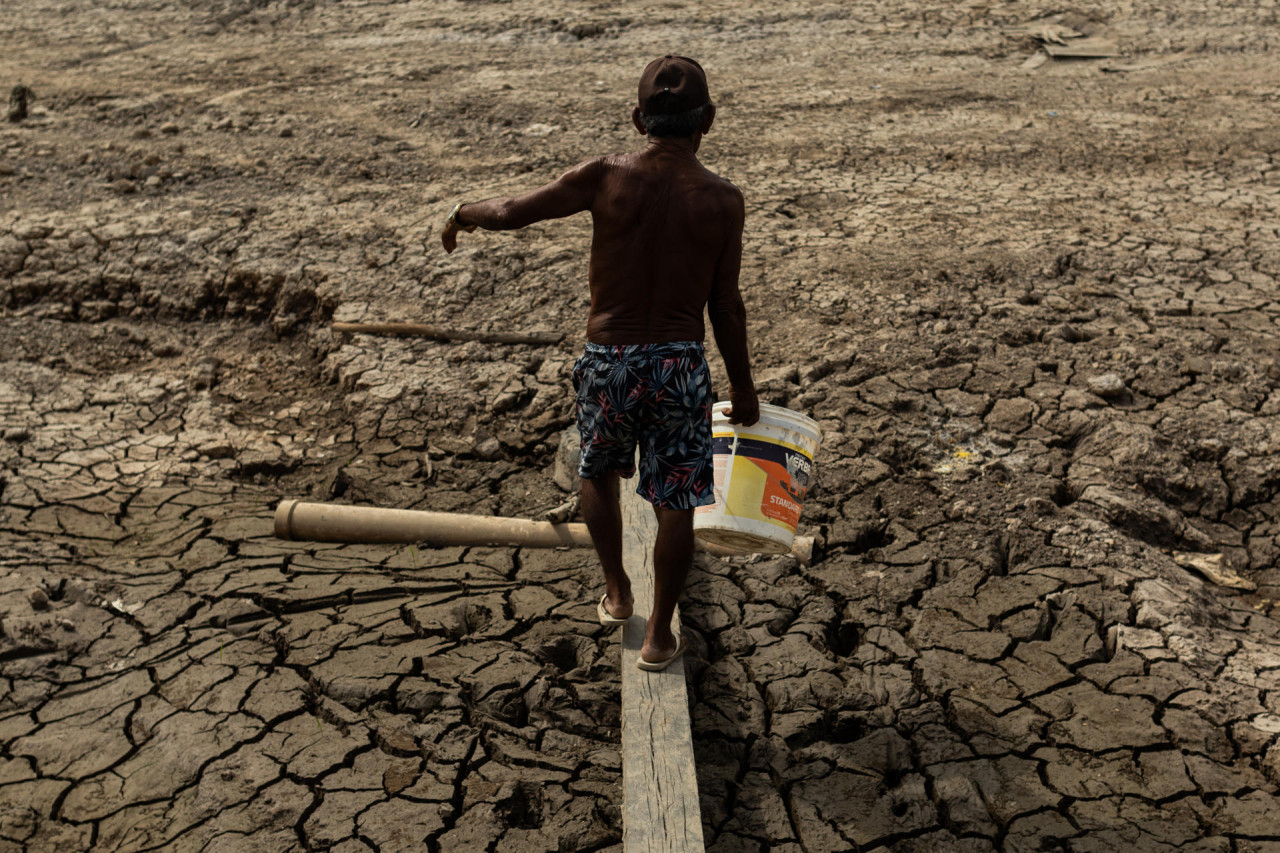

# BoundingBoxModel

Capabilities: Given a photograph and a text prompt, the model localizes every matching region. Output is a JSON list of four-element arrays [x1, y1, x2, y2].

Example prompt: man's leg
[[580, 472, 633, 619], [643, 506, 694, 661]]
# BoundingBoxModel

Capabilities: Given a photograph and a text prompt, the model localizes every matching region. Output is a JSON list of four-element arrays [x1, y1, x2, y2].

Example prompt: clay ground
[[3, 0, 1280, 851]]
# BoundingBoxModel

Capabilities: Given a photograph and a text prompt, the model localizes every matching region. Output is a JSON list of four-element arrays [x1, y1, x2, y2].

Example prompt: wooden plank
[[619, 486, 705, 852]]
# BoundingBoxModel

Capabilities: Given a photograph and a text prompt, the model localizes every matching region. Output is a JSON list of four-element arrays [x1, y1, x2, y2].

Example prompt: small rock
[[29, 589, 49, 610], [1060, 388, 1097, 410], [985, 397, 1036, 434], [7, 84, 32, 123], [192, 358, 221, 389], [270, 312, 301, 335], [1024, 496, 1057, 516], [4, 426, 28, 443], [434, 435, 474, 455], [475, 437, 502, 461], [1045, 323, 1086, 343], [150, 341, 183, 357], [717, 625, 756, 656], [490, 391, 521, 415], [79, 300, 117, 322], [110, 179, 138, 194], [279, 126, 294, 138], [13, 223, 50, 240], [1183, 356, 1211, 376], [144, 175, 162, 188], [1086, 373, 1127, 398], [802, 359, 840, 383], [757, 365, 800, 386], [159, 122, 180, 135], [196, 439, 235, 460]]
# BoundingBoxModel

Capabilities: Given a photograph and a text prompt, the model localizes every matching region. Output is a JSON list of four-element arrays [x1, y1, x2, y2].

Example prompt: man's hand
[[441, 203, 477, 254], [441, 219, 461, 253], [725, 385, 760, 426]]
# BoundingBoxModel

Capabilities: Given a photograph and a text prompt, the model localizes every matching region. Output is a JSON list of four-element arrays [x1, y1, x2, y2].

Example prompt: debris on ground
[[1007, 18, 1121, 66], [7, 84, 33, 122], [1173, 552, 1258, 592]]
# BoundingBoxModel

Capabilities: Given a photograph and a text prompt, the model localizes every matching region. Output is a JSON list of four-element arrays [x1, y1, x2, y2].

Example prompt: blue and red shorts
[[572, 341, 715, 510]]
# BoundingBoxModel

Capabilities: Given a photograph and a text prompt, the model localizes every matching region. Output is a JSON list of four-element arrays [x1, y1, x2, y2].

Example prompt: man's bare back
[[440, 89, 754, 416], [584, 147, 743, 345]]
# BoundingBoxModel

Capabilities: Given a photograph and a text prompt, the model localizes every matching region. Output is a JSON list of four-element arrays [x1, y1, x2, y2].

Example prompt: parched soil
[[3, 1, 1280, 851]]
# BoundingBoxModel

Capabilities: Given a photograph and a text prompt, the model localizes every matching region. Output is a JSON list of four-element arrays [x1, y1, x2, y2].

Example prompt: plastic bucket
[[694, 402, 822, 554]]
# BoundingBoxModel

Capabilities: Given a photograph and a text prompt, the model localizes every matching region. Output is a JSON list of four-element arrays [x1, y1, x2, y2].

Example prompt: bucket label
[[713, 436, 813, 530]]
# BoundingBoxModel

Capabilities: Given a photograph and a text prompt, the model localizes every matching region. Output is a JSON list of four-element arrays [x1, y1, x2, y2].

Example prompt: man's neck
[[643, 134, 702, 158]]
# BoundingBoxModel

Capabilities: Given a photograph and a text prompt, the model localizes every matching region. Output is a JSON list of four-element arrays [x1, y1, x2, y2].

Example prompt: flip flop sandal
[[597, 595, 629, 626], [636, 635, 688, 672]]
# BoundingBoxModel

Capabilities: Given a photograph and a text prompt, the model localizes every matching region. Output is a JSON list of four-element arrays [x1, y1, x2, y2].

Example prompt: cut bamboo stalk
[[332, 322, 563, 345], [274, 500, 592, 548], [273, 499, 814, 562]]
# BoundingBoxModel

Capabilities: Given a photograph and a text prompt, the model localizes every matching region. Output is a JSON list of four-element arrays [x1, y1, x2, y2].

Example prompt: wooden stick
[[333, 322, 563, 345]]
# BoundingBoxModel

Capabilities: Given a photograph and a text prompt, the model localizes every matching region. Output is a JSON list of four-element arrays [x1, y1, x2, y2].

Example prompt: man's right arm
[[707, 186, 759, 426], [441, 158, 602, 253]]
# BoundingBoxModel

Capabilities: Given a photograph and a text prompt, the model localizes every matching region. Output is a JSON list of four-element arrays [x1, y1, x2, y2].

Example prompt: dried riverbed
[[3, 1, 1280, 851]]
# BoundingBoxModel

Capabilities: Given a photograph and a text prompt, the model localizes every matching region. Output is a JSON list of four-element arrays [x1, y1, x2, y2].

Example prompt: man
[[442, 55, 759, 671]]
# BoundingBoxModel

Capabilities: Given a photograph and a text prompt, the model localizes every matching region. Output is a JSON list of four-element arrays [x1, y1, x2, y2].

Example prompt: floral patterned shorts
[[572, 341, 715, 510]]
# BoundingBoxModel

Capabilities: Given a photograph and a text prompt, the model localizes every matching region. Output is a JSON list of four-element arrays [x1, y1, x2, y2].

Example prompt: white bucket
[[694, 402, 822, 554]]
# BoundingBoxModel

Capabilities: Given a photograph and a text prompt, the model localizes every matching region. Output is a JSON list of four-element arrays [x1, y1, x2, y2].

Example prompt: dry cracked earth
[[3, 0, 1280, 851]]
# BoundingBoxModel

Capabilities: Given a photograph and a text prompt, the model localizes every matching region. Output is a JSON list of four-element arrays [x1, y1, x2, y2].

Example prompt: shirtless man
[[442, 55, 759, 670]]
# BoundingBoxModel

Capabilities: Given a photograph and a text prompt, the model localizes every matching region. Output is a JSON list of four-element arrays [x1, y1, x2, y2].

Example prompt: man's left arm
[[442, 157, 602, 253]]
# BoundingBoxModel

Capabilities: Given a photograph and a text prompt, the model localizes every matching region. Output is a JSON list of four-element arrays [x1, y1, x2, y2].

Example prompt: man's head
[[633, 55, 715, 139]]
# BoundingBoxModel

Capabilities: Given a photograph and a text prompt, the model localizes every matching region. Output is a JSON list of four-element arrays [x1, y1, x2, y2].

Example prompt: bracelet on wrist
[[448, 203, 476, 232]]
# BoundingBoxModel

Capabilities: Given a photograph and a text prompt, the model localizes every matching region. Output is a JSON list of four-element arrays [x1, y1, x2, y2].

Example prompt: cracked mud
[[3, 1, 1280, 851]]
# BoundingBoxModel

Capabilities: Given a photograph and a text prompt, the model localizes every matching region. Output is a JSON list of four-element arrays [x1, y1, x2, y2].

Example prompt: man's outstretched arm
[[441, 158, 602, 253], [708, 187, 759, 426]]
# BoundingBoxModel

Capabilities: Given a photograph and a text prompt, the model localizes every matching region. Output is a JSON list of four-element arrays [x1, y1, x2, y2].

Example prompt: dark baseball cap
[[637, 55, 710, 116]]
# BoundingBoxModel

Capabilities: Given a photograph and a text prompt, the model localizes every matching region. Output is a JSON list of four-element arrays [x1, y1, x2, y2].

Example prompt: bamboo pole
[[274, 500, 592, 548], [273, 499, 813, 562]]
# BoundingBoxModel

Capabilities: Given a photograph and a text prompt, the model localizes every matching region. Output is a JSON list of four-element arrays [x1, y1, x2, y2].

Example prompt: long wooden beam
[[332, 322, 563, 345], [618, 487, 705, 852]]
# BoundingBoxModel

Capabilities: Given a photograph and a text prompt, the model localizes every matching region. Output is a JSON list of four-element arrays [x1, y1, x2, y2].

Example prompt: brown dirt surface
[[3, 1, 1280, 851]]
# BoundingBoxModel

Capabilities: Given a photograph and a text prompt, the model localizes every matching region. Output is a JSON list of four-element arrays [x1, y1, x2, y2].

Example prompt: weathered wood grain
[[619, 486, 705, 852]]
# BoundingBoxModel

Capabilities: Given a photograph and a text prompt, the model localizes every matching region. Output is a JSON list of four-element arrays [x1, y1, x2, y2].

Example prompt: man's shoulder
[[714, 173, 743, 202], [689, 162, 741, 197], [701, 170, 744, 215]]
